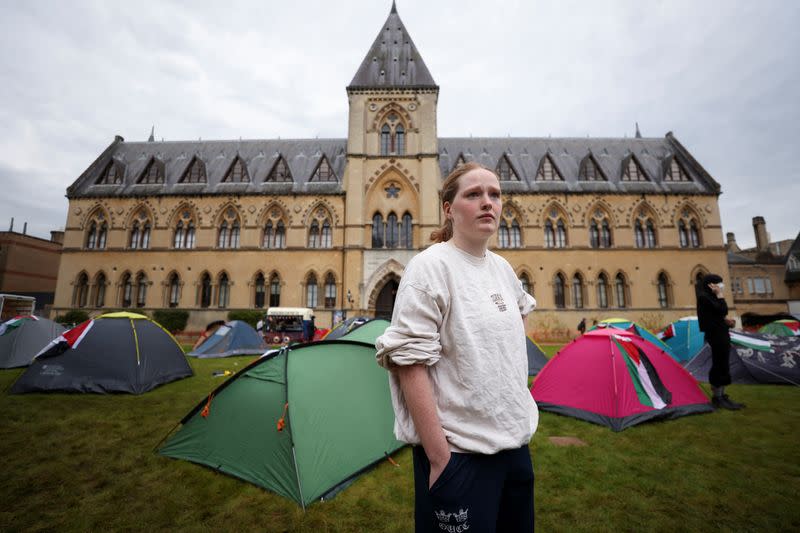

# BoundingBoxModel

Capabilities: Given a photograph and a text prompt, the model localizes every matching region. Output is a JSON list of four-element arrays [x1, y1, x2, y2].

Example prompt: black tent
[[527, 336, 548, 376], [11, 312, 193, 394], [683, 331, 800, 386]]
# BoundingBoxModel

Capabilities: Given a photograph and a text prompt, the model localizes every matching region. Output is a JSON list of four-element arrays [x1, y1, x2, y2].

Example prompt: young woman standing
[[376, 162, 538, 532]]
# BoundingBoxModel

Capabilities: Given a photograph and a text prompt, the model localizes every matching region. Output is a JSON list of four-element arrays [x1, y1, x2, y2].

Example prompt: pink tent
[[531, 328, 713, 431]]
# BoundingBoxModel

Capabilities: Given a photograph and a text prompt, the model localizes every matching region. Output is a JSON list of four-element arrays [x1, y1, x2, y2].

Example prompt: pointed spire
[[148, 125, 155, 142], [635, 122, 642, 139], [348, 2, 437, 90]]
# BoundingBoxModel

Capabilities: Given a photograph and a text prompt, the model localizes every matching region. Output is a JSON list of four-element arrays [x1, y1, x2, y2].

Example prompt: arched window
[[597, 273, 609, 309], [173, 209, 196, 249], [308, 220, 320, 248], [615, 273, 628, 308], [556, 220, 567, 248], [678, 208, 701, 248], [380, 117, 406, 156], [135, 272, 148, 308], [545, 206, 568, 248], [519, 273, 531, 295], [395, 125, 405, 155], [217, 273, 230, 308], [372, 213, 384, 248], [499, 208, 521, 249], [324, 273, 336, 308], [678, 220, 689, 248], [657, 272, 670, 308], [269, 273, 281, 307], [168, 273, 181, 308], [400, 212, 413, 249], [589, 209, 612, 249], [94, 273, 106, 308], [380, 124, 391, 155], [690, 220, 701, 247], [308, 207, 332, 249], [262, 207, 287, 249], [85, 211, 108, 249], [121, 272, 133, 308], [386, 212, 399, 248], [544, 220, 555, 248], [306, 273, 318, 308], [74, 273, 89, 308], [217, 207, 241, 249], [572, 274, 584, 309], [200, 273, 212, 308], [130, 221, 140, 249], [634, 208, 657, 248], [554, 273, 566, 309], [129, 209, 152, 250], [254, 273, 266, 308]]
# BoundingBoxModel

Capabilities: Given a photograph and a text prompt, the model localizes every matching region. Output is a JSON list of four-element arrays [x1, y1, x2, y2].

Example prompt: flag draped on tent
[[0, 315, 39, 337], [35, 319, 94, 359], [612, 334, 671, 409]]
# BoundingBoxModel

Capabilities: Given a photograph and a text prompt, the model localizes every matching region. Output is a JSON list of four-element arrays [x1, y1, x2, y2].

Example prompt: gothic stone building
[[53, 5, 731, 335]]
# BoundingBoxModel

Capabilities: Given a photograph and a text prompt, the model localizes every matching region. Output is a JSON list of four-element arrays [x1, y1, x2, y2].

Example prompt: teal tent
[[659, 316, 705, 362], [592, 318, 676, 359], [159, 339, 403, 507]]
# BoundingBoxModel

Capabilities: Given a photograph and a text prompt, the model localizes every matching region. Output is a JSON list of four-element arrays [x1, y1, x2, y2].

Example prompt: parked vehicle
[[264, 307, 315, 344]]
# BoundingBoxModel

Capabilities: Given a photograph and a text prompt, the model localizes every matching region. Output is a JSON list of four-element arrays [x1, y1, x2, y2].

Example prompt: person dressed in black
[[577, 317, 587, 335], [696, 273, 745, 410]]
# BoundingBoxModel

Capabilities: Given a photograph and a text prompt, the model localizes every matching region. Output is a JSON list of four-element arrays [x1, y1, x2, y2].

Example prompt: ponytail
[[430, 161, 496, 243]]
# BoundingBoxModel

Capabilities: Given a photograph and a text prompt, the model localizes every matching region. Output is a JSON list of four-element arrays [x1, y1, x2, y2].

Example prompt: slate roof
[[68, 138, 347, 198], [438, 134, 720, 194], [68, 132, 721, 198], [348, 2, 437, 90]]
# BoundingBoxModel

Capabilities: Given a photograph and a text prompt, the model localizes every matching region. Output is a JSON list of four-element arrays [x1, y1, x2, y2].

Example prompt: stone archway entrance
[[375, 278, 400, 320]]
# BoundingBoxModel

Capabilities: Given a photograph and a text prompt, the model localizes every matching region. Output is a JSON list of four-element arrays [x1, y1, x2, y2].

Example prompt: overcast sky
[[1, 0, 797, 249]]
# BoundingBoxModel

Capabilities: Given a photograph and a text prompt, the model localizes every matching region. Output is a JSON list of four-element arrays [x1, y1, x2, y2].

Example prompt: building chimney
[[752, 216, 769, 252], [50, 230, 65, 245], [726, 232, 740, 252], [9, 217, 13, 232], [22, 222, 27, 235]]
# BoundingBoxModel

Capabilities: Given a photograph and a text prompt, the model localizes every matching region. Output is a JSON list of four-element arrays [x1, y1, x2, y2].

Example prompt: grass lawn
[[1, 349, 798, 532]]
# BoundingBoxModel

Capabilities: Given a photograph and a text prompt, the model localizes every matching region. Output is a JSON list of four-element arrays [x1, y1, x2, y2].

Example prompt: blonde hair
[[430, 162, 499, 243]]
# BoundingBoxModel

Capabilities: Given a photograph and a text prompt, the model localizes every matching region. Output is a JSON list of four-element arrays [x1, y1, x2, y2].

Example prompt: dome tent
[[10, 312, 192, 394], [531, 328, 712, 431], [0, 315, 65, 369], [658, 316, 705, 362], [591, 317, 677, 359], [526, 335, 548, 376], [759, 319, 800, 337], [187, 320, 266, 358], [158, 339, 402, 508]]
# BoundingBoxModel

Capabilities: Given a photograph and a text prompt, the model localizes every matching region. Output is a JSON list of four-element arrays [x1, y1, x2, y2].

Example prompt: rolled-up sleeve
[[376, 283, 443, 368]]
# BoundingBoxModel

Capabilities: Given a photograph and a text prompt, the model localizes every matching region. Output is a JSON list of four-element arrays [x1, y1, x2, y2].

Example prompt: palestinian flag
[[612, 334, 672, 409], [0, 315, 39, 336], [730, 331, 772, 352], [35, 319, 94, 359], [657, 323, 675, 341]]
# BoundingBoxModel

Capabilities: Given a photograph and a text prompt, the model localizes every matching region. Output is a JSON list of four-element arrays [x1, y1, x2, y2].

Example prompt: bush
[[55, 310, 90, 326], [227, 310, 264, 329], [152, 309, 190, 333]]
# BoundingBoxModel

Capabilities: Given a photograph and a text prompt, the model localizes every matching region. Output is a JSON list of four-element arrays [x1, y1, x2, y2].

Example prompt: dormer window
[[497, 154, 519, 181], [223, 156, 249, 183], [665, 157, 691, 182], [622, 155, 648, 181], [180, 157, 207, 183], [96, 160, 124, 185], [535, 154, 563, 181], [265, 156, 293, 182], [137, 158, 164, 184], [310, 155, 337, 182], [579, 155, 606, 181]]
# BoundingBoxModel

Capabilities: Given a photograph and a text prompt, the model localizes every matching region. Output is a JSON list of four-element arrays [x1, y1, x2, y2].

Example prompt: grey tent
[[324, 316, 371, 341], [10, 312, 193, 394], [188, 320, 266, 358], [527, 336, 548, 376], [0, 316, 65, 369], [683, 331, 800, 386]]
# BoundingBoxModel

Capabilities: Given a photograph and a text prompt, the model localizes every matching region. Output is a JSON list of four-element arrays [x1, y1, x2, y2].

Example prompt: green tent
[[339, 318, 390, 344], [158, 339, 402, 507]]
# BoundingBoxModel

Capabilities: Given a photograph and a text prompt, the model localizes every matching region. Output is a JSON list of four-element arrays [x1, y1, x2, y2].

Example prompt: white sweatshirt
[[376, 241, 538, 455]]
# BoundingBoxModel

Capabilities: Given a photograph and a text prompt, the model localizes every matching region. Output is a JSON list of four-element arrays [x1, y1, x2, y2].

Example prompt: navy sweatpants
[[412, 445, 534, 533]]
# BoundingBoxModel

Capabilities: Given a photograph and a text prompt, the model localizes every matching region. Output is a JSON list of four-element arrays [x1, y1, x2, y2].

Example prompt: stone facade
[[0, 229, 63, 312], [52, 5, 732, 336]]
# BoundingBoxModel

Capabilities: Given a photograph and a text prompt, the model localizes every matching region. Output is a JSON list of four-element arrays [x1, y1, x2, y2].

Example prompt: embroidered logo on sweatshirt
[[435, 508, 470, 532], [490, 293, 507, 312]]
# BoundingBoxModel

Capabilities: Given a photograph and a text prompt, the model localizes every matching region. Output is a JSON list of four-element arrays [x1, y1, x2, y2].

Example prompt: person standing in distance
[[376, 162, 538, 532], [696, 273, 745, 410]]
